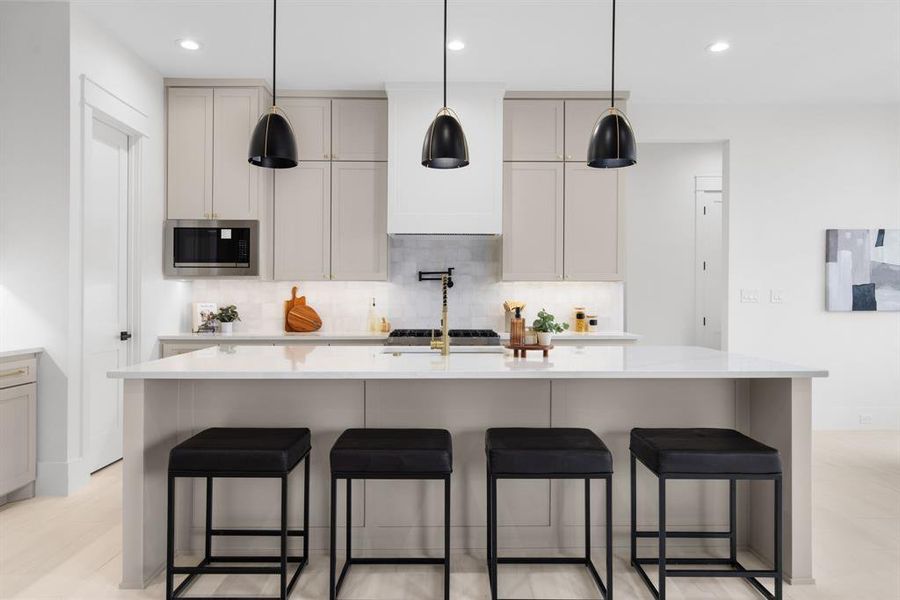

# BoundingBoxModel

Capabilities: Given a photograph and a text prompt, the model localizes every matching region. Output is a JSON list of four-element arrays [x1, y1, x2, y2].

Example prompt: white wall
[[0, 1, 74, 494], [630, 103, 900, 429], [626, 143, 723, 345], [192, 236, 624, 334]]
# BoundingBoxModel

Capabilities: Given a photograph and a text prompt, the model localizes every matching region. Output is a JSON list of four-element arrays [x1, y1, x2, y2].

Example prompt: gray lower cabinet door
[[274, 162, 332, 280], [564, 163, 621, 280], [331, 162, 388, 281], [0, 383, 36, 496], [502, 162, 564, 280]]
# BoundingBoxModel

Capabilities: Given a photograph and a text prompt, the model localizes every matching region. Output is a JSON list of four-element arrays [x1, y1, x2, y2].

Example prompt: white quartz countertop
[[110, 344, 827, 380], [160, 331, 639, 342], [0, 347, 43, 360], [159, 331, 389, 342]]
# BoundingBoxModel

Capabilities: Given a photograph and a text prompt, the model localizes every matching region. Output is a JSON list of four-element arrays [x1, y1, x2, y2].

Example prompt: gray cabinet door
[[332, 99, 388, 161], [0, 383, 36, 496], [331, 162, 388, 280], [502, 162, 564, 280], [564, 99, 606, 163], [166, 88, 213, 219], [212, 88, 260, 219], [280, 97, 332, 161], [564, 163, 621, 280], [274, 162, 331, 280], [503, 100, 565, 161]]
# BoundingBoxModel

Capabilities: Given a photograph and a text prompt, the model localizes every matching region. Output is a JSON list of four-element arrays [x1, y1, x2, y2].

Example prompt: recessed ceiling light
[[707, 40, 730, 53], [447, 39, 465, 51], [178, 39, 201, 51]]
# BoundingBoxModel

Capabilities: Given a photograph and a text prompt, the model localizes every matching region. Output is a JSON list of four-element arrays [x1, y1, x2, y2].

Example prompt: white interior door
[[695, 176, 724, 349], [84, 118, 129, 472]]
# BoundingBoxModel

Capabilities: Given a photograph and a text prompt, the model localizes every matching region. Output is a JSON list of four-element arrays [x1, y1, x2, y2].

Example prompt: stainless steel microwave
[[164, 220, 259, 277]]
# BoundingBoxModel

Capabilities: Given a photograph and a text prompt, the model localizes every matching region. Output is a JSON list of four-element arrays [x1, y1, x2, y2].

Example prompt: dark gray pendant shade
[[248, 0, 298, 169], [422, 0, 469, 169], [249, 108, 298, 169], [587, 108, 636, 168], [422, 108, 469, 169], [587, 0, 636, 169]]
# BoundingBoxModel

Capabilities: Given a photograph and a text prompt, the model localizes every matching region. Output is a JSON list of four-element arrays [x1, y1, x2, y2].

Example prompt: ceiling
[[74, 0, 900, 104]]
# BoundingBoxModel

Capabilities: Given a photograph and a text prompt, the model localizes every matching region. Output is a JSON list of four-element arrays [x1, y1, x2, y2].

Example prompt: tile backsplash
[[190, 236, 624, 333]]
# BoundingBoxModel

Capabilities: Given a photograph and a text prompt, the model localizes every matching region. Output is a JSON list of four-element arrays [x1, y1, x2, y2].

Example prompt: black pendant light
[[248, 0, 298, 169], [587, 0, 636, 169], [422, 0, 469, 169]]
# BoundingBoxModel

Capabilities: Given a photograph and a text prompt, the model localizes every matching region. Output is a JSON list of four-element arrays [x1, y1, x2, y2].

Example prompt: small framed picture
[[192, 302, 218, 333]]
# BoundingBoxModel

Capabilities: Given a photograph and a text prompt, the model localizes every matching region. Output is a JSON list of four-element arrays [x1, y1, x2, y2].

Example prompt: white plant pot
[[219, 322, 234, 335], [536, 332, 552, 346]]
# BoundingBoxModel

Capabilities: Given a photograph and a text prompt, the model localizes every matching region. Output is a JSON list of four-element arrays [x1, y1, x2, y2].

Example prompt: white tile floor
[[1, 432, 898, 600]]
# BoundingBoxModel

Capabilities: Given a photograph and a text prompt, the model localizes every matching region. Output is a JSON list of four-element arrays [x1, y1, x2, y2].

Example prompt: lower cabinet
[[0, 357, 37, 501], [274, 162, 331, 280], [564, 164, 622, 280], [330, 162, 388, 281], [502, 162, 565, 280]]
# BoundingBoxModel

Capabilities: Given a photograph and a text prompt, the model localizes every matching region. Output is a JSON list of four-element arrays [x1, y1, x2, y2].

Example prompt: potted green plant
[[215, 305, 241, 335], [532, 309, 568, 346]]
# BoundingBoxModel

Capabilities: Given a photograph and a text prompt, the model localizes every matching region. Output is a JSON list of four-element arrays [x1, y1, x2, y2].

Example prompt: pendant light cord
[[272, 0, 277, 104], [443, 0, 448, 108], [610, 0, 615, 108]]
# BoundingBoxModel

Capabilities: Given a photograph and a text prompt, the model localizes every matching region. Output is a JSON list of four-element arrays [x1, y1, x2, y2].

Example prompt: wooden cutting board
[[284, 286, 322, 332]]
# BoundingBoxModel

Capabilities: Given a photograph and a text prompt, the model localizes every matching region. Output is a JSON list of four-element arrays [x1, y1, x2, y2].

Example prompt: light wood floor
[[1, 432, 898, 599]]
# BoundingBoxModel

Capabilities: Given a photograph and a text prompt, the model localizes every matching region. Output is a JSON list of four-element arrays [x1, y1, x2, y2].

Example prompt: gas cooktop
[[386, 329, 500, 346]]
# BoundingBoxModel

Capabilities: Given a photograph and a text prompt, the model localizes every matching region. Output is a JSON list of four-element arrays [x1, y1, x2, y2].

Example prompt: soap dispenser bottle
[[367, 298, 379, 333], [510, 306, 525, 346]]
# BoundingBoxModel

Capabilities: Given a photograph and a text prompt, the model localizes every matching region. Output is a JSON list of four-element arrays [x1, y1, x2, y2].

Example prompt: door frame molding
[[78, 76, 147, 471]]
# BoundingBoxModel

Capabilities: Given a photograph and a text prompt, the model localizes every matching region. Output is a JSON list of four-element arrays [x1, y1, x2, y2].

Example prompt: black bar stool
[[166, 427, 311, 600], [485, 428, 613, 600], [630, 428, 783, 600], [329, 428, 452, 600]]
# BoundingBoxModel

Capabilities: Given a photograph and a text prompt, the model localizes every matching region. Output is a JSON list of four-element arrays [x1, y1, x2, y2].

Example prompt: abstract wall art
[[825, 229, 900, 312]]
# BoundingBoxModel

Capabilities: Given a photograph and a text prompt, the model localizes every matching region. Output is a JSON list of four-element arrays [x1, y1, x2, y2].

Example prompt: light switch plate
[[741, 289, 759, 303], [770, 289, 785, 304]]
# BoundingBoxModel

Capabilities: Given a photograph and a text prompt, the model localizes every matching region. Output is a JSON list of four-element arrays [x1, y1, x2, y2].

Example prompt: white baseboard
[[35, 458, 89, 496]]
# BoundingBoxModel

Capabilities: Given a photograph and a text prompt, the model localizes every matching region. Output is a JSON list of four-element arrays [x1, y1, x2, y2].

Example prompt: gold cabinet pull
[[0, 368, 27, 378]]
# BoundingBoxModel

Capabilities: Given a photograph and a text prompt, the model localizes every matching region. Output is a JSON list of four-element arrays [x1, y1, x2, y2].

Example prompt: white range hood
[[386, 83, 505, 234]]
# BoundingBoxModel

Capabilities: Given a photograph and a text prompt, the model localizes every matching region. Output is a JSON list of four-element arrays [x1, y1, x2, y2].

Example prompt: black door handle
[[120, 331, 132, 341]]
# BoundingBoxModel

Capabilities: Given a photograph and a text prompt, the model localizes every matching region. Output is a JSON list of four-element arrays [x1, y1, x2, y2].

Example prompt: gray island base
[[110, 345, 827, 590]]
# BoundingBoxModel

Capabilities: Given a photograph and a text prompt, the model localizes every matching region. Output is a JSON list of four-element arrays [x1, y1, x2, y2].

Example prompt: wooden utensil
[[284, 286, 322, 332]]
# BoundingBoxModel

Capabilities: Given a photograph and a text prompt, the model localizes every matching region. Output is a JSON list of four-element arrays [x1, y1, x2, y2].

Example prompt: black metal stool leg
[[485, 467, 491, 570], [630, 453, 637, 568], [490, 475, 498, 600], [658, 476, 666, 600], [346, 479, 352, 567], [585, 477, 591, 563], [775, 477, 783, 600], [280, 474, 288, 600], [303, 454, 310, 563], [730, 478, 737, 565], [444, 475, 451, 600], [329, 475, 337, 600], [166, 474, 175, 600], [205, 477, 213, 561], [606, 474, 613, 600]]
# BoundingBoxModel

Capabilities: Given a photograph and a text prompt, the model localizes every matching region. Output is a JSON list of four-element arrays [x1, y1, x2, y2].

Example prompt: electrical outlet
[[859, 414, 873, 426], [740, 289, 759, 303], [770, 289, 785, 304]]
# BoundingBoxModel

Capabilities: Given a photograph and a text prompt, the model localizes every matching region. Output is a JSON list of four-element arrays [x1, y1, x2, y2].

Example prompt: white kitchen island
[[109, 344, 826, 590]]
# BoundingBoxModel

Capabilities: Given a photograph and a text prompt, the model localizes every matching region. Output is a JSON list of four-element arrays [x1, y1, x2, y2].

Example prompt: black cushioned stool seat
[[169, 427, 311, 474], [485, 428, 612, 600], [630, 428, 782, 475], [166, 428, 311, 600], [330, 428, 452, 475], [329, 429, 452, 600], [629, 427, 783, 600], [486, 427, 612, 475]]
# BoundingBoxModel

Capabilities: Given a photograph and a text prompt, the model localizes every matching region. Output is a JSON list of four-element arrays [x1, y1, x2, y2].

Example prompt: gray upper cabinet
[[563, 99, 606, 163], [332, 99, 388, 161], [502, 162, 564, 281], [331, 162, 388, 281], [503, 100, 564, 161], [274, 162, 331, 281], [166, 88, 213, 219], [502, 95, 624, 281], [279, 97, 331, 161], [564, 163, 622, 280], [167, 86, 265, 220]]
